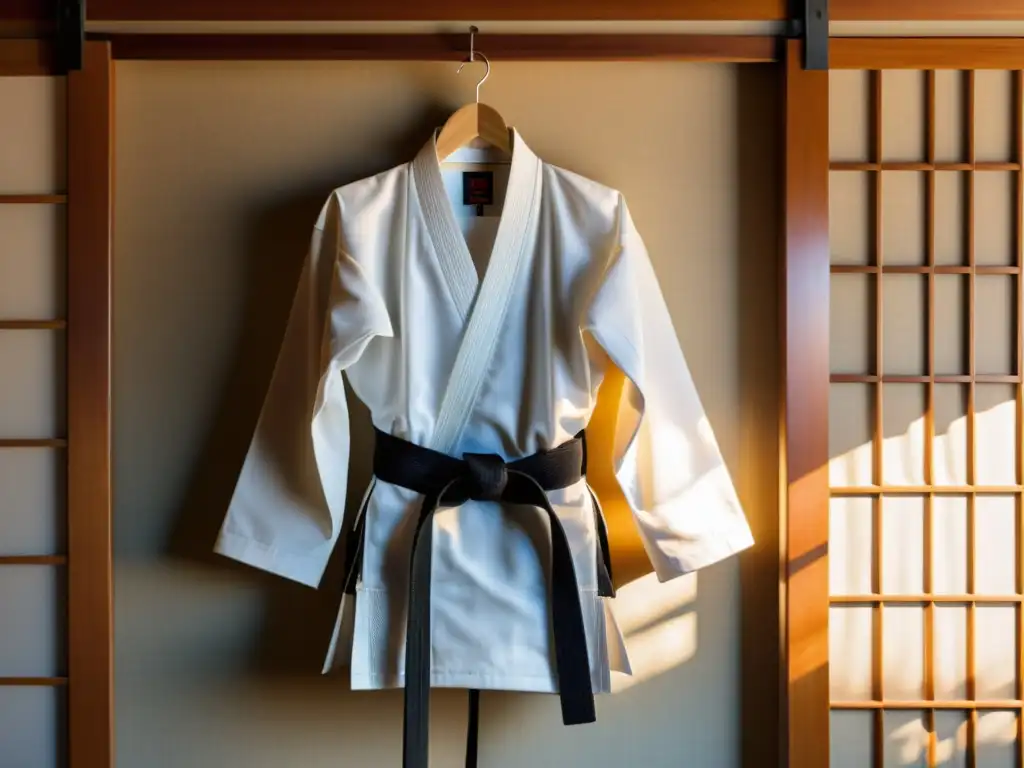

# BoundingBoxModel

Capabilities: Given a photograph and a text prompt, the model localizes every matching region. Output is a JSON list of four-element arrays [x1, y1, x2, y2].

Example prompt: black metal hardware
[[789, 0, 829, 70], [56, 0, 85, 73]]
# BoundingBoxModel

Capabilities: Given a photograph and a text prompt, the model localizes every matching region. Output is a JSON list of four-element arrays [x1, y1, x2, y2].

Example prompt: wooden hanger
[[435, 27, 512, 163]]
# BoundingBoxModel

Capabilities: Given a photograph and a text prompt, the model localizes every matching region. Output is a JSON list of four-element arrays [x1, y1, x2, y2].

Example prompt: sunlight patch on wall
[[610, 571, 697, 692]]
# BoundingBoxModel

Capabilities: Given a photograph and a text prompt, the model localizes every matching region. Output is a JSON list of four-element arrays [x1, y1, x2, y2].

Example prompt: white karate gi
[[214, 129, 754, 696]]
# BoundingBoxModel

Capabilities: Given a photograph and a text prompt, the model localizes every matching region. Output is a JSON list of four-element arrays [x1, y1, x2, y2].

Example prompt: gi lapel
[[412, 129, 541, 454]]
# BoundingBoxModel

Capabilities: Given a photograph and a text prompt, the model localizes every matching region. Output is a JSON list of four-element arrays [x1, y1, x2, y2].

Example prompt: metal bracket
[[56, 0, 85, 73], [789, 0, 829, 70]]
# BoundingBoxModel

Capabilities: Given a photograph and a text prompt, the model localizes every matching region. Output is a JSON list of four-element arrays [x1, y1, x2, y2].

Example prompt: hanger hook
[[456, 25, 489, 103]]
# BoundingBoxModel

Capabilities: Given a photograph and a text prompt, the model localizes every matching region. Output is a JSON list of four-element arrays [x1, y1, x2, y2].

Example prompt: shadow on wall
[[163, 107, 453, 677]]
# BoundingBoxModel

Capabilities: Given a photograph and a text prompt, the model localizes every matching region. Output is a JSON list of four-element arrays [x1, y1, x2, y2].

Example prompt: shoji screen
[[0, 67, 68, 766], [0, 39, 113, 767], [829, 64, 1023, 765]]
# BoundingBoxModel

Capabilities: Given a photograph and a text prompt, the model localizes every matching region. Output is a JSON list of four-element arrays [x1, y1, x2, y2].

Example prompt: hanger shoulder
[[435, 102, 511, 162], [476, 103, 511, 153]]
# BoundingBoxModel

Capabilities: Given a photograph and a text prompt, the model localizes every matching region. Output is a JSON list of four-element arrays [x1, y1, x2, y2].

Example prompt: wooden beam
[[782, 38, 830, 768], [107, 33, 778, 62], [832, 38, 1024, 70], [0, 677, 69, 687], [11, 0, 1024, 26], [67, 39, 115, 768], [87, 0, 787, 21], [0, 555, 68, 565], [831, 0, 1024, 21], [0, 39, 56, 76]]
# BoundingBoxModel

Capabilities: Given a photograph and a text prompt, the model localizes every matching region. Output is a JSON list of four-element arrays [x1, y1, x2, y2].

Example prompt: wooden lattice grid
[[829, 68, 1024, 766]]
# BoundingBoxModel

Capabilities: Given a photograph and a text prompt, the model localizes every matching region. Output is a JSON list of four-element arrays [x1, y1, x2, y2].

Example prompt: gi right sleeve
[[582, 194, 754, 583], [214, 192, 393, 588]]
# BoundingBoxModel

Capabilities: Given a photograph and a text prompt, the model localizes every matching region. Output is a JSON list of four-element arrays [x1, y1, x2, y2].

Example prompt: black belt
[[342, 429, 615, 768]]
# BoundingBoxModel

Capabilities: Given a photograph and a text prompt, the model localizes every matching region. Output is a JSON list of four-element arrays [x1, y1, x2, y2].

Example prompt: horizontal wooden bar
[[0, 555, 67, 565], [832, 0, 1024, 20], [0, 39, 57, 76], [832, 700, 1024, 710], [0, 194, 68, 204], [830, 374, 1020, 384], [832, 594, 1022, 604], [831, 265, 1020, 275], [832, 485, 1023, 495], [89, 0, 790, 21], [830, 161, 1019, 172], [0, 438, 68, 448], [833, 38, 1024, 70], [0, 677, 68, 687], [0, 320, 67, 330], [4, 0, 1017, 22], [107, 32, 779, 62]]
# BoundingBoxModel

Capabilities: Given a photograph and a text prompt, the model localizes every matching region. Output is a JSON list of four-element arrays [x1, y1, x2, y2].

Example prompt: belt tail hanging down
[[359, 429, 599, 768]]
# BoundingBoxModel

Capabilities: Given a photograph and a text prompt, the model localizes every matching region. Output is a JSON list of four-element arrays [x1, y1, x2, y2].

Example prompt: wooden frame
[[0, 25, 783, 768], [0, 38, 55, 76], [781, 38, 830, 768], [13, 0, 1024, 24], [4, 5, 1024, 766], [66, 39, 115, 768], [806, 34, 1024, 768], [106, 33, 777, 62], [0, 34, 113, 768]]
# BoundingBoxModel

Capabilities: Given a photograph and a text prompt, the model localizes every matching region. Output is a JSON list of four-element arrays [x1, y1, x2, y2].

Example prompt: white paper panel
[[832, 274, 874, 375], [831, 172, 872, 266], [831, 70, 872, 163], [974, 174, 1015, 267], [882, 385, 926, 486], [975, 386, 1017, 486], [830, 383, 875, 487], [934, 710, 968, 768], [975, 277, 1015, 375], [935, 70, 967, 163], [830, 605, 874, 701], [934, 277, 967, 376], [883, 276, 926, 375], [0, 77, 66, 195], [975, 710, 1018, 768], [0, 566, 62, 676], [831, 496, 875, 595], [0, 331, 64, 439], [933, 386, 968, 486], [884, 710, 928, 767], [934, 172, 966, 266], [974, 70, 1013, 163], [0, 205, 65, 320], [932, 496, 968, 595], [974, 496, 1017, 595], [882, 70, 926, 162], [0, 687, 62, 768], [831, 710, 874, 768], [882, 173, 926, 266], [934, 605, 968, 701], [882, 495, 924, 594], [975, 606, 1017, 700], [0, 449, 63, 556], [883, 606, 925, 700]]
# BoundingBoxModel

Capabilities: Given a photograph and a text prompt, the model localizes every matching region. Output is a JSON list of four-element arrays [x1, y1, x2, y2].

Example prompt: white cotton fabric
[[215, 129, 754, 694]]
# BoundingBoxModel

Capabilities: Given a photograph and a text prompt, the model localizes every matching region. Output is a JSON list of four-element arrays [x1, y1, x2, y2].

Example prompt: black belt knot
[[462, 453, 508, 500]]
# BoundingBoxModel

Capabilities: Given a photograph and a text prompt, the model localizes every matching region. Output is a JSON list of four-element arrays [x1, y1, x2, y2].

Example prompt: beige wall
[[0, 58, 780, 767], [111, 60, 778, 767]]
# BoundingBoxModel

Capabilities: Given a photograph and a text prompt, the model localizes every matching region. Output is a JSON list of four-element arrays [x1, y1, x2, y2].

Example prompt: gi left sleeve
[[214, 192, 393, 588], [582, 194, 754, 582]]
